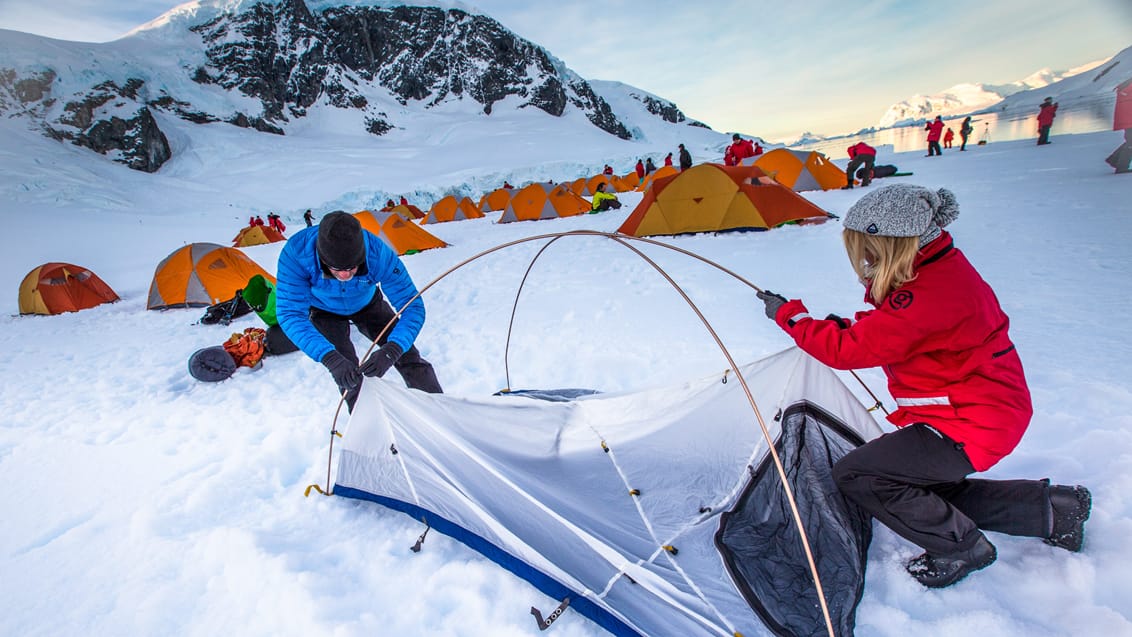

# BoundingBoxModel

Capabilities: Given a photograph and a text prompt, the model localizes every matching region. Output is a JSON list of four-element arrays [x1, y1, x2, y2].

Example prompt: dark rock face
[[2, 0, 703, 169], [193, 2, 635, 138]]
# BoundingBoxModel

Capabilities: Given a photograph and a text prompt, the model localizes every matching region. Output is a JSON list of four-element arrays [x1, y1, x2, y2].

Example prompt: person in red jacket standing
[[1104, 79, 1132, 174], [925, 115, 945, 156], [635, 159, 645, 182], [1037, 97, 1059, 145], [756, 184, 1091, 589], [843, 141, 876, 189], [727, 134, 756, 165]]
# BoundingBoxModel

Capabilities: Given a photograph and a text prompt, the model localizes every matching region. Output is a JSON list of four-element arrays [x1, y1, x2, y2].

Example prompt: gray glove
[[360, 342, 403, 378], [321, 350, 361, 392], [756, 290, 788, 320]]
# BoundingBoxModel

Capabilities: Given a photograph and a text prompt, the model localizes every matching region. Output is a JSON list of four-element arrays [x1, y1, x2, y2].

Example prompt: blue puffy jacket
[[275, 225, 426, 363]]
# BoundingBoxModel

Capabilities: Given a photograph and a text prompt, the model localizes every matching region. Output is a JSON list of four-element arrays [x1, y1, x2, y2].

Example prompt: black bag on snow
[[199, 292, 254, 326]]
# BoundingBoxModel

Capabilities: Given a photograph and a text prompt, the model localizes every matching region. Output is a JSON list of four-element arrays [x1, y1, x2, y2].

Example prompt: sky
[[0, 0, 1129, 140], [2, 51, 1132, 634]]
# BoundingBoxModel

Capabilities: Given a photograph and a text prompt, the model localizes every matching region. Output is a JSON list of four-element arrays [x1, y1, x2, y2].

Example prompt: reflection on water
[[795, 97, 1118, 157]]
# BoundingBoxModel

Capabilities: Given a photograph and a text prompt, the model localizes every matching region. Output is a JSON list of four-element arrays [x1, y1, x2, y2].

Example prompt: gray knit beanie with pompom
[[843, 184, 960, 247]]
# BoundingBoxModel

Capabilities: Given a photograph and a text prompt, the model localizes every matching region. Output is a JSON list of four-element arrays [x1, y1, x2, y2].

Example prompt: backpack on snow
[[199, 292, 254, 326]]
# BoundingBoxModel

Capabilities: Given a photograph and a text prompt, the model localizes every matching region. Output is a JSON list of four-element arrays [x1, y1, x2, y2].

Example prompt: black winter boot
[[905, 536, 997, 588], [1045, 485, 1092, 552]]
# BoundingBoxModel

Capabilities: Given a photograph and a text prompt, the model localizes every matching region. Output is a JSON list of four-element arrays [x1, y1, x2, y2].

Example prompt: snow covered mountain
[[0, 0, 710, 172], [877, 47, 1129, 127]]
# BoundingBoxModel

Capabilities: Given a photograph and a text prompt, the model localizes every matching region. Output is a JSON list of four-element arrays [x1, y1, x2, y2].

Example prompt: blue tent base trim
[[333, 485, 642, 637]]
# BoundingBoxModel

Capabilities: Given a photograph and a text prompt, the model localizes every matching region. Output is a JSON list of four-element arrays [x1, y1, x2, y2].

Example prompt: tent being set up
[[316, 231, 884, 637]]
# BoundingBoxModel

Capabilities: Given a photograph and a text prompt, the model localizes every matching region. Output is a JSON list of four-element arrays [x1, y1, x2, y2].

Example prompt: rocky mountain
[[0, 0, 706, 172], [876, 56, 1118, 128]]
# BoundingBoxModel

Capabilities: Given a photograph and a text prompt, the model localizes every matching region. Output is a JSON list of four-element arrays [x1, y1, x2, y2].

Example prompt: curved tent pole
[[318, 229, 890, 637]]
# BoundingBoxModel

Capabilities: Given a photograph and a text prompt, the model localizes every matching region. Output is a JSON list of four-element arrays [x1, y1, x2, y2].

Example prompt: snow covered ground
[[1, 111, 1130, 636]]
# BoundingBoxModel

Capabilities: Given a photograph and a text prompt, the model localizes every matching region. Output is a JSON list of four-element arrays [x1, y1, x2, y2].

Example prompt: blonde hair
[[842, 229, 920, 304]]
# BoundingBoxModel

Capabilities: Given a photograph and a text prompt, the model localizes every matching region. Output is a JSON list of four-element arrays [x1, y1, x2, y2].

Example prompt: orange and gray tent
[[617, 163, 831, 238], [497, 182, 591, 223], [423, 196, 485, 224], [741, 148, 846, 191], [19, 262, 119, 315], [635, 165, 679, 192], [352, 210, 448, 255], [148, 243, 274, 310], [232, 225, 286, 247], [577, 173, 634, 196], [478, 187, 516, 212]]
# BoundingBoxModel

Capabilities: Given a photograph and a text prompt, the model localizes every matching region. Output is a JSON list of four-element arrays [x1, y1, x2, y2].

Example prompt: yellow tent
[[19, 262, 119, 315], [617, 164, 830, 237], [232, 225, 286, 247]]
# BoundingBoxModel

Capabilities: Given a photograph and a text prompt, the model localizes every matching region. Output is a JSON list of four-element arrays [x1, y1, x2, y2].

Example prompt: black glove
[[825, 313, 851, 329], [756, 290, 788, 320], [321, 350, 361, 392], [360, 342, 404, 378]]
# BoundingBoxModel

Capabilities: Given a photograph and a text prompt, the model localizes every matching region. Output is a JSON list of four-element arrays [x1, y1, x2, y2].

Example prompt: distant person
[[644, 157, 657, 174], [959, 117, 974, 151], [755, 184, 1091, 589], [503, 181, 514, 189], [753, 141, 764, 156], [267, 213, 286, 234], [275, 211, 443, 411], [925, 116, 945, 156], [590, 182, 622, 212], [678, 143, 693, 170], [664, 152, 673, 167], [635, 159, 645, 182], [304, 209, 315, 227], [602, 164, 614, 175], [842, 141, 877, 189], [254, 215, 265, 226], [726, 133, 756, 165], [1036, 97, 1058, 145], [383, 199, 396, 210], [1105, 78, 1132, 174], [944, 127, 955, 149], [399, 196, 409, 206]]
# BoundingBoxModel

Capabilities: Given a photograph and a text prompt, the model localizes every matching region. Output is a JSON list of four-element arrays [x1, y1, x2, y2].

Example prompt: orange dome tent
[[617, 163, 831, 237], [232, 225, 286, 247], [497, 183, 590, 223], [742, 148, 846, 191], [423, 196, 485, 224], [478, 187, 516, 212], [635, 165, 679, 192], [147, 243, 274, 310], [352, 210, 448, 255], [18, 262, 119, 315]]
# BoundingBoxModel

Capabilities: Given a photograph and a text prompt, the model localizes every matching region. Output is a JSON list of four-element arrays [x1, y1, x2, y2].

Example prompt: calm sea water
[[795, 96, 1119, 157]]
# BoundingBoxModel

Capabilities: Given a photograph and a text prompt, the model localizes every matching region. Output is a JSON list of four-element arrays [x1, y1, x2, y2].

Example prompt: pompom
[[934, 188, 960, 228]]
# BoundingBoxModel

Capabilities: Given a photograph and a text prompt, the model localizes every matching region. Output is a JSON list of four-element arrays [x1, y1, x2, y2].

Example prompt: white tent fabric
[[333, 347, 884, 636]]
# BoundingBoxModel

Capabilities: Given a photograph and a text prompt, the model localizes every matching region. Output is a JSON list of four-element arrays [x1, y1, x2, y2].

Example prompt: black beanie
[[317, 211, 365, 269]]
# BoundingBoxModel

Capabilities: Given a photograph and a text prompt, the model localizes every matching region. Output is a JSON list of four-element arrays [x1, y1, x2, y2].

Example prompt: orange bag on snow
[[223, 327, 266, 368]]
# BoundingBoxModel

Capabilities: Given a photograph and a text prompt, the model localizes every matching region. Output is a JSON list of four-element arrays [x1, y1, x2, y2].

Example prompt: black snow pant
[[832, 423, 1053, 556], [1105, 128, 1132, 173], [1038, 125, 1053, 145], [846, 154, 875, 186], [927, 141, 942, 156], [310, 294, 443, 409]]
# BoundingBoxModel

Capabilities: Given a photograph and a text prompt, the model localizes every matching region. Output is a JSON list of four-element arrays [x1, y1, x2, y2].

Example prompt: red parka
[[925, 118, 945, 142], [1037, 102, 1058, 127], [847, 142, 876, 158], [1114, 78, 1132, 131], [728, 138, 756, 164], [773, 232, 1032, 471]]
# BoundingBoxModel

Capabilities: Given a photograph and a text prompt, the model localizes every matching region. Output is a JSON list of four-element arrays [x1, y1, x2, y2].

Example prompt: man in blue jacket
[[275, 211, 442, 410]]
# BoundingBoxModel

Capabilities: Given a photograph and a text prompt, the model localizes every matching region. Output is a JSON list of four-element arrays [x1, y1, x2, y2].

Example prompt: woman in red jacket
[[757, 184, 1091, 589]]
